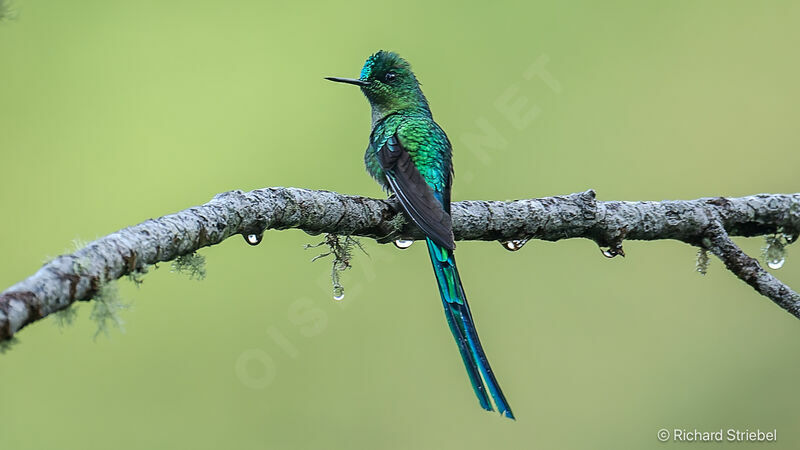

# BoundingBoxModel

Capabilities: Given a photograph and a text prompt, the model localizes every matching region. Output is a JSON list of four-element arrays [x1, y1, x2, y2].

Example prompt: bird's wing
[[377, 134, 455, 250]]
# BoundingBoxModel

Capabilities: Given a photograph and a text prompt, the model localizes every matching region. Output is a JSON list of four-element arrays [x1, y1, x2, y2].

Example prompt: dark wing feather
[[378, 135, 455, 250]]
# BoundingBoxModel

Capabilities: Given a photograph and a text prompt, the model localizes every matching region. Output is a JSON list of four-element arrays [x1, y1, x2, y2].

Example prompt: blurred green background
[[2, 1, 799, 449]]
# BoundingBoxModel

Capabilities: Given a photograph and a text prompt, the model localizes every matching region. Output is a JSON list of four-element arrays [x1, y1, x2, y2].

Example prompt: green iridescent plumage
[[327, 50, 514, 419]]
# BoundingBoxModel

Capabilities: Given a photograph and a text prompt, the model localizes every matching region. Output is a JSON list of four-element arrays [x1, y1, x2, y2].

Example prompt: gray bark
[[1, 188, 799, 342]]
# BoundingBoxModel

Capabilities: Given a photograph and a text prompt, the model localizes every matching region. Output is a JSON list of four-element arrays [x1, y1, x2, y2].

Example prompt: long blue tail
[[425, 238, 514, 419]]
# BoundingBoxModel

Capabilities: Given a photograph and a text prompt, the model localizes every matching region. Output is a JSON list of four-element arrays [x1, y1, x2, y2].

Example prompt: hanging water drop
[[763, 235, 786, 270], [244, 232, 263, 246], [600, 246, 625, 258], [394, 239, 414, 249], [767, 257, 785, 270], [501, 239, 528, 252], [333, 287, 345, 301]]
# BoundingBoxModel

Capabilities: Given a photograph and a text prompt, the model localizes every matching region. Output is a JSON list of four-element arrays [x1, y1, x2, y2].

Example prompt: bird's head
[[327, 50, 429, 120]]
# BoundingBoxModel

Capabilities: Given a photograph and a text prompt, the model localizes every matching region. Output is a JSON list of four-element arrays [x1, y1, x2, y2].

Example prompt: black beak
[[325, 77, 369, 87]]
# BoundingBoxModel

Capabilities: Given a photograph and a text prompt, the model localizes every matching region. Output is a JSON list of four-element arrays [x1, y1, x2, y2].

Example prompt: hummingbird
[[326, 50, 514, 419]]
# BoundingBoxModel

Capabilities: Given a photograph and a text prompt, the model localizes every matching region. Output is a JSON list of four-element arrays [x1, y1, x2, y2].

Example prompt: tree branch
[[704, 220, 800, 317], [1, 188, 799, 342]]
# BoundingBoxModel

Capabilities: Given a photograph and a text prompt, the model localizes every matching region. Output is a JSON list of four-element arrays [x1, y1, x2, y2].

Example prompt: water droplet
[[501, 239, 528, 252], [763, 235, 786, 270], [767, 257, 785, 270], [394, 239, 414, 249], [601, 246, 625, 258], [333, 287, 345, 301], [244, 233, 263, 246]]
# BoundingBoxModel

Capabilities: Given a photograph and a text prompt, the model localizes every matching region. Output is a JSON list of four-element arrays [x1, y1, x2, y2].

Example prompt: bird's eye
[[384, 72, 397, 82]]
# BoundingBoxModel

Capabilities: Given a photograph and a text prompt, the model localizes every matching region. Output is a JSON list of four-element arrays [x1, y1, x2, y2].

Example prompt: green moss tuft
[[89, 281, 129, 339], [53, 305, 79, 329], [695, 248, 709, 275], [0, 336, 19, 354], [127, 265, 150, 286], [171, 253, 207, 280], [306, 234, 367, 299]]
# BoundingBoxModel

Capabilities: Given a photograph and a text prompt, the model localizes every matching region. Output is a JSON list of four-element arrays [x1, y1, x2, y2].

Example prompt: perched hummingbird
[[327, 51, 514, 419]]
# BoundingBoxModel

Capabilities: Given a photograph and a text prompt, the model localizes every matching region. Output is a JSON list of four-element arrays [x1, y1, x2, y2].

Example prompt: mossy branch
[[1, 188, 799, 342]]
